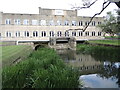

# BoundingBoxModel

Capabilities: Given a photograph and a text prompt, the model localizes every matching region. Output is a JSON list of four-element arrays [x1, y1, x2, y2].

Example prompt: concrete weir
[[49, 37, 76, 50], [16, 37, 88, 50]]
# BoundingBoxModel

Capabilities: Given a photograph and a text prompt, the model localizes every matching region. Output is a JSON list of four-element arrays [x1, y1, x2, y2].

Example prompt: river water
[[56, 49, 120, 88]]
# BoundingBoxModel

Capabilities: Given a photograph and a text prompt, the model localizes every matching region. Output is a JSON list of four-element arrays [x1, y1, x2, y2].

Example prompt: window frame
[[49, 20, 54, 26], [92, 31, 95, 36], [14, 19, 21, 25], [65, 31, 69, 37], [72, 31, 76, 36], [40, 20, 46, 26], [33, 31, 38, 37], [32, 20, 38, 25], [23, 19, 29, 25], [24, 31, 29, 37], [5, 19, 11, 25], [92, 21, 96, 26], [85, 31, 89, 36], [98, 32, 102, 36], [72, 21, 76, 26], [57, 31, 62, 37], [79, 21, 83, 26], [65, 20, 69, 26], [49, 31, 54, 37], [41, 31, 46, 37], [16, 31, 20, 37], [6, 31, 12, 37], [57, 20, 62, 26], [79, 31, 83, 36]]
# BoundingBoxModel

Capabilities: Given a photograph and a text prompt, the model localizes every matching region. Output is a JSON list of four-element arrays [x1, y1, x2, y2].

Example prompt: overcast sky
[[0, 0, 118, 17]]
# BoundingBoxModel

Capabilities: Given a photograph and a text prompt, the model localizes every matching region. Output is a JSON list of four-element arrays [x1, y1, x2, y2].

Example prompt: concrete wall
[[0, 7, 105, 42], [0, 12, 2, 25], [39, 7, 77, 17], [1, 25, 104, 41]]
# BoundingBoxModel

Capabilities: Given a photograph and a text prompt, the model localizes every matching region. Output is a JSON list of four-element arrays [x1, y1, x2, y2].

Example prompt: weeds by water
[[2, 48, 81, 88], [77, 44, 120, 62]]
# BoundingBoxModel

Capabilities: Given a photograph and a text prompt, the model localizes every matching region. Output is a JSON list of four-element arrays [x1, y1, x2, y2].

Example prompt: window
[[50, 31, 54, 37], [41, 31, 46, 37], [65, 21, 69, 26], [5, 19, 11, 24], [98, 22, 101, 25], [32, 20, 38, 25], [24, 31, 29, 37], [98, 32, 102, 36], [79, 31, 83, 36], [72, 21, 76, 26], [57, 20, 62, 25], [57, 31, 62, 37], [85, 21, 89, 26], [72, 32, 76, 36], [33, 31, 38, 37], [6, 32, 11, 37], [49, 20, 54, 26], [92, 31, 95, 36], [14, 19, 20, 25], [92, 21, 95, 26], [16, 31, 20, 37], [23, 19, 29, 25], [40, 20, 46, 26], [65, 31, 69, 37], [78, 21, 83, 26], [85, 31, 89, 36]]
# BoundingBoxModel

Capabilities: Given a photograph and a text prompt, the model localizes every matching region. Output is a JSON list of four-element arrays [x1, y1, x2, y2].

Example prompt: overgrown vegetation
[[77, 44, 120, 62], [2, 48, 81, 88]]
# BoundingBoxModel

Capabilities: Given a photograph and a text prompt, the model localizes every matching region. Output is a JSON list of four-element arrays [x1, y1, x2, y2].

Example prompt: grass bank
[[1, 45, 33, 67], [105, 36, 120, 39], [77, 44, 120, 62], [2, 48, 81, 88], [88, 40, 120, 46]]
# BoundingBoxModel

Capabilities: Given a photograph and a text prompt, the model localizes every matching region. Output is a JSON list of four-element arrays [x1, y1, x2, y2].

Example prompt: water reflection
[[56, 49, 120, 88], [57, 49, 103, 74], [80, 74, 118, 88]]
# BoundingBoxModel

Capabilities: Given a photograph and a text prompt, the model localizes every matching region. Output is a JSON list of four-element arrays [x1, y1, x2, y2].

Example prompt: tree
[[70, 0, 120, 32], [98, 11, 120, 37]]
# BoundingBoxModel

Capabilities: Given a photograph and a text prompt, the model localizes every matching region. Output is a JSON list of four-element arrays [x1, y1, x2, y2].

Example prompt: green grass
[[105, 36, 120, 39], [1, 45, 33, 67], [88, 40, 120, 46], [0, 41, 16, 46], [2, 48, 81, 88]]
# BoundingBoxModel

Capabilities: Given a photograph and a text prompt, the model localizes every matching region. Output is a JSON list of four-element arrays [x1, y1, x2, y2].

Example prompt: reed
[[2, 48, 81, 88], [77, 44, 120, 62]]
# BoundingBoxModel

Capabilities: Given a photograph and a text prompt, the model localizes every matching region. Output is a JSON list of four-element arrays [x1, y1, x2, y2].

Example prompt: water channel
[[56, 49, 120, 88]]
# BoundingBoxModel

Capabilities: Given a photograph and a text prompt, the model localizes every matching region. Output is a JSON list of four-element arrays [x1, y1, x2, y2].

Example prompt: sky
[[0, 0, 118, 17]]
